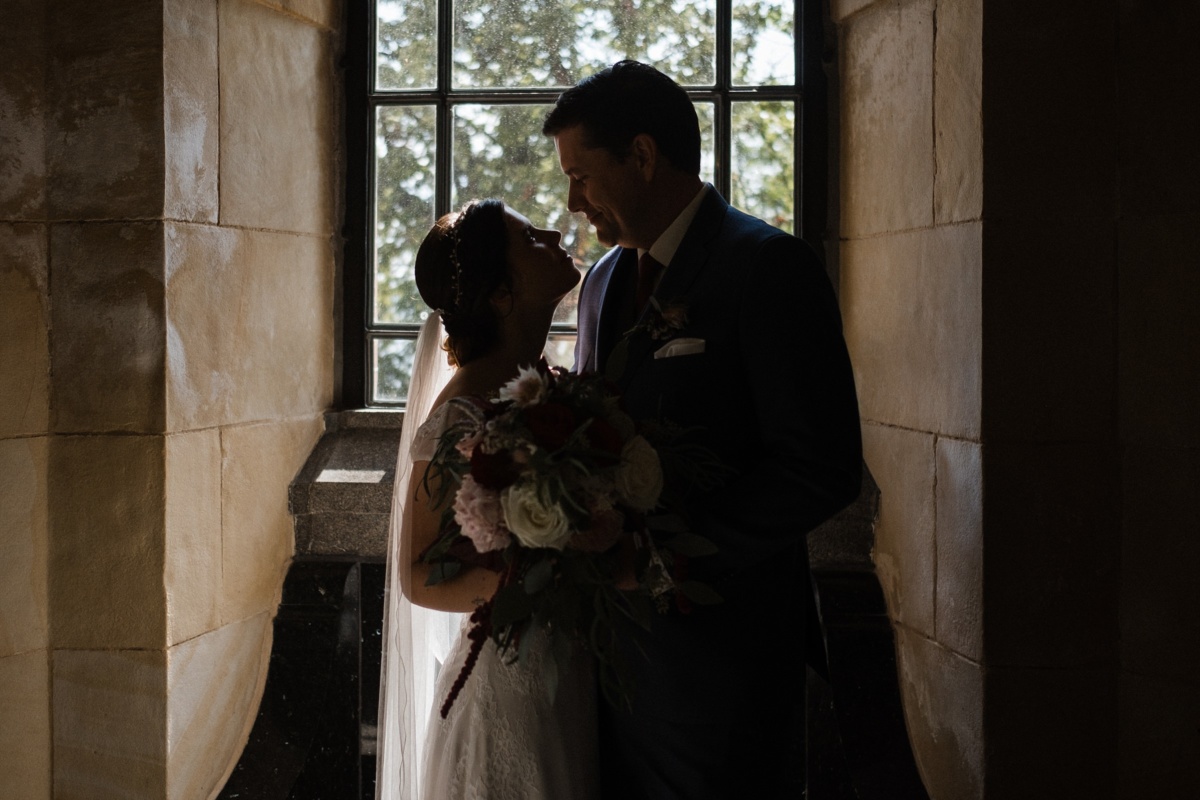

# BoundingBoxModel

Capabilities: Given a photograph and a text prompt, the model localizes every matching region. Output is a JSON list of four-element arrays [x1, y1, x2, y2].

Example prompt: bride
[[376, 199, 599, 800]]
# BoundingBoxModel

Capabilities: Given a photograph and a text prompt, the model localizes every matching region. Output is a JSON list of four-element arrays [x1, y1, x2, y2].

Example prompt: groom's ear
[[630, 133, 658, 181]]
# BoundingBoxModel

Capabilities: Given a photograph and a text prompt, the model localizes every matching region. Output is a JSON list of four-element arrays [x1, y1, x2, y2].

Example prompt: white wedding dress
[[376, 312, 598, 800], [411, 403, 600, 800]]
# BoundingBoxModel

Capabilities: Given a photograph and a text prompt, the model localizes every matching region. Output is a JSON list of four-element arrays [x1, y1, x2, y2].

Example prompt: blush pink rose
[[453, 474, 511, 553]]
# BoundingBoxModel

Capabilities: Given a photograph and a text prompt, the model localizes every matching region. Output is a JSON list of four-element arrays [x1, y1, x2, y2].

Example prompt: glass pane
[[544, 334, 577, 369], [375, 105, 437, 324], [376, 0, 438, 90], [452, 0, 716, 89], [373, 336, 421, 404], [696, 101, 715, 185], [731, 101, 795, 233], [732, 0, 795, 86]]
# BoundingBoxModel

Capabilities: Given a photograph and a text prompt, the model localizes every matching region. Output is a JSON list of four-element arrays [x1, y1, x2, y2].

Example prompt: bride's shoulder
[[409, 396, 488, 461]]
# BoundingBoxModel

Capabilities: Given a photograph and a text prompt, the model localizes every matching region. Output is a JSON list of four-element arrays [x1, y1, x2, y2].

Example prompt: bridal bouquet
[[419, 362, 721, 715]]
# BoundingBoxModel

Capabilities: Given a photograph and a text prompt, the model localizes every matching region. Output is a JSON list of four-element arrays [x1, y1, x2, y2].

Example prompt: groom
[[545, 61, 862, 798]]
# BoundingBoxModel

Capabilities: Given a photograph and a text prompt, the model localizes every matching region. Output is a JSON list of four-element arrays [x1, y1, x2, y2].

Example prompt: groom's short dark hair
[[543, 60, 701, 176]]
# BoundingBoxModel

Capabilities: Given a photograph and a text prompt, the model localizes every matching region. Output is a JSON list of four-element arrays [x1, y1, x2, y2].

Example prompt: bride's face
[[501, 207, 581, 307]]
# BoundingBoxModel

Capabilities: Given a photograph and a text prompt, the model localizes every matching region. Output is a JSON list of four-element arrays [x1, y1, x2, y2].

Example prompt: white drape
[[376, 311, 463, 800]]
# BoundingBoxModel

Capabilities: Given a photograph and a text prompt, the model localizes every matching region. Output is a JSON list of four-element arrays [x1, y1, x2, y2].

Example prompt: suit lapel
[[615, 191, 730, 388], [595, 247, 637, 371]]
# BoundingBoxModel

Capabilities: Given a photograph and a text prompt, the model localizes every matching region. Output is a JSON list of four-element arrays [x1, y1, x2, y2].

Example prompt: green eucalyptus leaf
[[524, 558, 555, 594], [664, 532, 719, 557], [678, 580, 724, 605], [425, 561, 461, 586]]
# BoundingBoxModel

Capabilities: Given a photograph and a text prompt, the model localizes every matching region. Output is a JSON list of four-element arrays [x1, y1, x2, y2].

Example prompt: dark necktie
[[635, 252, 664, 315]]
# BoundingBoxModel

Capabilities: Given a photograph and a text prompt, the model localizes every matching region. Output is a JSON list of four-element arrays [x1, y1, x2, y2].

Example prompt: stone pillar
[[836, 1, 1199, 797], [0, 0, 339, 797]]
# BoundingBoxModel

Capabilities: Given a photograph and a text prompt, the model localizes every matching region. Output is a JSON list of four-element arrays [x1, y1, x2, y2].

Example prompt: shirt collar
[[639, 183, 710, 268]]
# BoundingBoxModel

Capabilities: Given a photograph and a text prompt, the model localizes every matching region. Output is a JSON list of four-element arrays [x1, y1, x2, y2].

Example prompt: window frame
[[340, 0, 827, 409]]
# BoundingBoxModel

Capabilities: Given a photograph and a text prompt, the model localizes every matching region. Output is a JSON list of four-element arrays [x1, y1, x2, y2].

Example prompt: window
[[343, 0, 826, 406]]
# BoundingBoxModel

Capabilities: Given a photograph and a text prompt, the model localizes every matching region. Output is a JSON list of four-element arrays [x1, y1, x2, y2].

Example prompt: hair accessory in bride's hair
[[444, 216, 466, 317]]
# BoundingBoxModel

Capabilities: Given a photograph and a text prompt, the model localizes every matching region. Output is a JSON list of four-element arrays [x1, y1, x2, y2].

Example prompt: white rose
[[500, 482, 573, 550], [615, 435, 664, 513]]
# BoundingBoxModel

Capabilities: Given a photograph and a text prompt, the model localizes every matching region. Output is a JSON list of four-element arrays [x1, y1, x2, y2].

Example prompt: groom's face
[[554, 124, 646, 249]]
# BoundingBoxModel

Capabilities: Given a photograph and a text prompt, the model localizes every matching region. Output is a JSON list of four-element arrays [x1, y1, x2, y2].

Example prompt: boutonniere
[[606, 298, 690, 382], [628, 298, 689, 342]]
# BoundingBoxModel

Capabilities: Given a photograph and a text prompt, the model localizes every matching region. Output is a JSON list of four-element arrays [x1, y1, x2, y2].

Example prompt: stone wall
[[0, 1, 339, 797], [835, 1, 1198, 796]]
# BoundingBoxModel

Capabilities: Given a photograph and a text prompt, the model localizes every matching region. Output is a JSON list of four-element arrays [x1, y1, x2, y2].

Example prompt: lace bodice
[[409, 398, 484, 462]]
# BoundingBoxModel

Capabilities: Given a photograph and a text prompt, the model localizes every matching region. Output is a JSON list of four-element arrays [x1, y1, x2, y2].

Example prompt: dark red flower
[[469, 447, 519, 490], [524, 401, 577, 451], [586, 417, 624, 461]]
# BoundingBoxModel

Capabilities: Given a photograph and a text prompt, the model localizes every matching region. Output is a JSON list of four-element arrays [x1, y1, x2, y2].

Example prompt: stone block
[[49, 435, 167, 650], [47, 0, 165, 220], [1119, 446, 1200, 684], [0, 437, 49, 659], [166, 613, 273, 800], [1118, 3, 1200, 217], [219, 0, 335, 235], [0, 0, 48, 219], [53, 648, 167, 800], [982, 441, 1119, 668], [935, 436, 981, 661], [862, 423, 935, 637], [279, 0, 342, 29], [0, 650, 51, 800], [165, 429, 222, 645], [164, 223, 334, 430], [985, 665, 1117, 798], [839, 0, 935, 238], [1118, 672, 1200, 799], [164, 0, 219, 223], [982, 3, 1117, 222], [50, 222, 166, 434], [220, 416, 324, 623], [842, 223, 982, 438], [1118, 213, 1200, 448], [0, 223, 50, 437], [894, 626, 983, 800], [982, 218, 1118, 443], [933, 0, 982, 224], [830, 0, 884, 22]]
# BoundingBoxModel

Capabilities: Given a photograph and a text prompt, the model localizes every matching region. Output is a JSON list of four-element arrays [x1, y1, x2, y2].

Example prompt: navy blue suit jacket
[[575, 189, 861, 779]]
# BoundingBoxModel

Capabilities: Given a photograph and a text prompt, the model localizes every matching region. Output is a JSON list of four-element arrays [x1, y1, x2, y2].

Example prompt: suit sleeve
[[701, 235, 862, 573]]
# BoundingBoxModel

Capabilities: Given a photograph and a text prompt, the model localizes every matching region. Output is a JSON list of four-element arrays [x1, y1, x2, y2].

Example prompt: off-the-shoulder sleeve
[[408, 398, 480, 462]]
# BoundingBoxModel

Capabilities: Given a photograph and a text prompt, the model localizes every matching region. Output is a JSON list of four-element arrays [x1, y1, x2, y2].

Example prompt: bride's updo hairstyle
[[414, 199, 511, 367]]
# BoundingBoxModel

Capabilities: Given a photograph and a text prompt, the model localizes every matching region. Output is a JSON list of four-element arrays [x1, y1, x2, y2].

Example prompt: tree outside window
[[362, 0, 804, 405]]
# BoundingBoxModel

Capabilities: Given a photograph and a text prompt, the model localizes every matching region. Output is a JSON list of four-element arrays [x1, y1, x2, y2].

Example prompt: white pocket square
[[653, 337, 706, 359]]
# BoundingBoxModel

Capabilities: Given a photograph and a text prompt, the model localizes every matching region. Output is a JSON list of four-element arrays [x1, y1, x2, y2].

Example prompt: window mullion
[[715, 0, 732, 200]]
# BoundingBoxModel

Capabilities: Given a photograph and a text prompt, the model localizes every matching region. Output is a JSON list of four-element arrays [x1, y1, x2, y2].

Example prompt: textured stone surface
[[840, 0, 935, 237], [1118, 213, 1200, 448], [279, 0, 342, 29], [0, 437, 49, 659], [894, 626, 982, 800], [165, 429, 222, 645], [164, 223, 334, 431], [830, 0, 887, 23], [220, 416, 324, 623], [842, 223, 982, 438], [166, 613, 273, 800], [294, 512, 390, 558], [933, 0, 982, 224], [54, 648, 167, 800], [1120, 446, 1200, 684], [47, 0, 165, 220], [0, 0, 47, 220], [164, 0, 219, 223], [50, 222, 166, 434], [982, 218, 1118, 443], [1117, 2, 1200, 217], [1118, 672, 1200, 799], [982, 3, 1117, 222], [219, 0, 335, 235], [49, 435, 167, 650], [862, 423, 935, 638], [0, 223, 50, 437], [983, 441, 1119, 668], [0, 650, 51, 800], [985, 665, 1117, 798], [934, 436, 981, 662]]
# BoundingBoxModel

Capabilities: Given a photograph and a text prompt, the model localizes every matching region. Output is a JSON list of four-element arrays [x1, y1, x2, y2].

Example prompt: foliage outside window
[[367, 0, 803, 405]]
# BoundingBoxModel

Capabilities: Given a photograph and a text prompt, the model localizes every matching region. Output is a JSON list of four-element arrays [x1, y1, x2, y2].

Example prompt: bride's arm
[[400, 459, 500, 613]]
